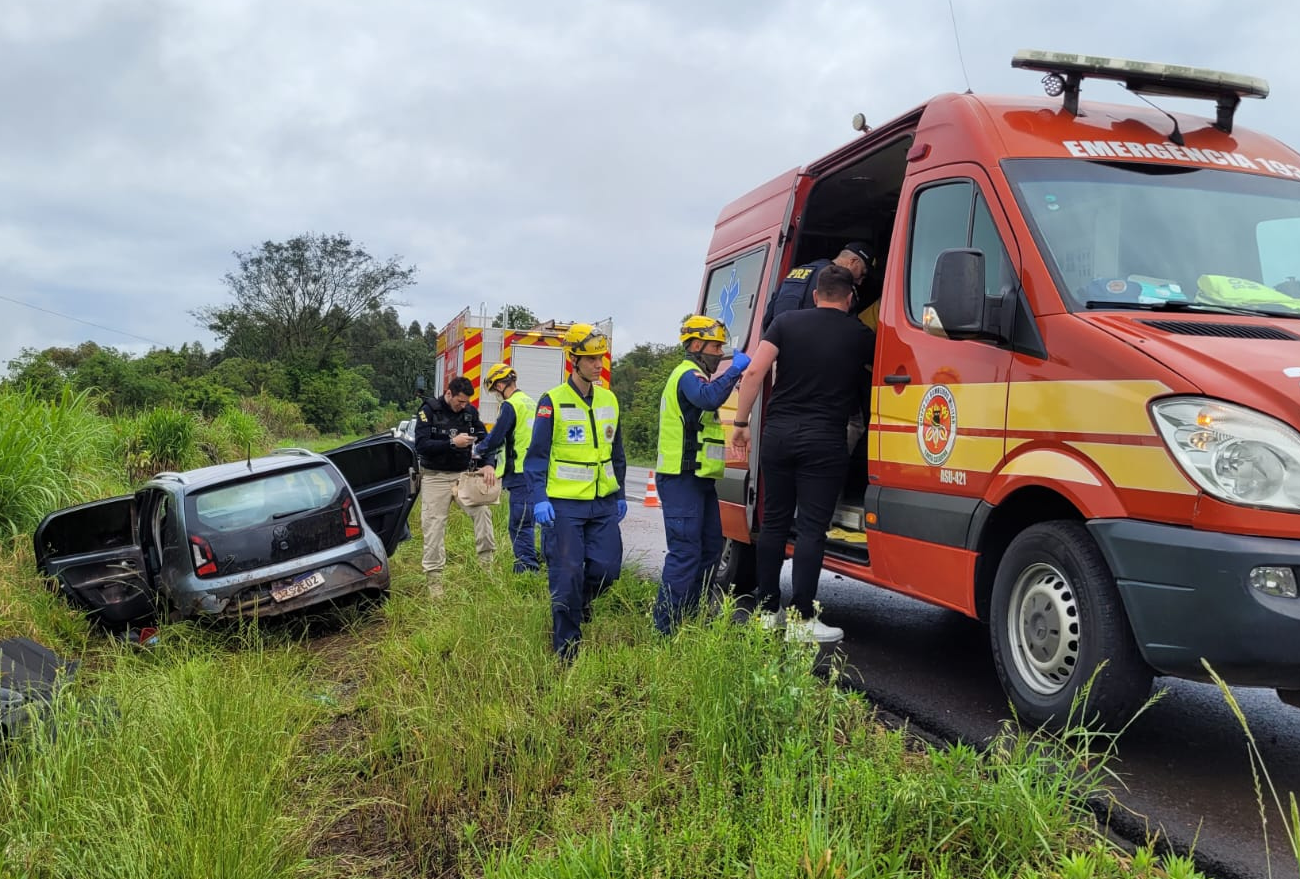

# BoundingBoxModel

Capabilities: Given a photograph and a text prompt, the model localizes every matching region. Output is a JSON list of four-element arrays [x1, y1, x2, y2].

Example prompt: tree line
[[9, 232, 684, 447]]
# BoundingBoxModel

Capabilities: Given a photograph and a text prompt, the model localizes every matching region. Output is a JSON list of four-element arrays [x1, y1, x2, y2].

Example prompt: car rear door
[[324, 435, 419, 556], [33, 496, 157, 626]]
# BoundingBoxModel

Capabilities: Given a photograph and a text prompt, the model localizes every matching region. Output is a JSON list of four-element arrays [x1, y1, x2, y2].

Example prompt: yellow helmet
[[485, 362, 516, 388], [563, 323, 610, 358], [679, 315, 728, 346]]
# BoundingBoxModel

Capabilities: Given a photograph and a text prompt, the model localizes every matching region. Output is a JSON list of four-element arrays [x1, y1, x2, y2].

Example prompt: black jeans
[[755, 426, 848, 619]]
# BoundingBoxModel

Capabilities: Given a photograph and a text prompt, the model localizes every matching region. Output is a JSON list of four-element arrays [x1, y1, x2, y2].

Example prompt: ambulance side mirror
[[924, 249, 997, 341]]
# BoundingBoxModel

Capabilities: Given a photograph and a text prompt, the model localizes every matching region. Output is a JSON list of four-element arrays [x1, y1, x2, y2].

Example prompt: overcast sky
[[3, 0, 1299, 369]]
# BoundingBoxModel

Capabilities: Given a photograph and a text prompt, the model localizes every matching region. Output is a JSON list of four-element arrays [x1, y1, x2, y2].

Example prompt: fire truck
[[432, 307, 613, 425]]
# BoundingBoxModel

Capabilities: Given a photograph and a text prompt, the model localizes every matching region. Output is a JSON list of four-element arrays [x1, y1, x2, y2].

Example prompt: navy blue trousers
[[503, 474, 539, 573], [542, 496, 623, 659], [654, 472, 723, 635]]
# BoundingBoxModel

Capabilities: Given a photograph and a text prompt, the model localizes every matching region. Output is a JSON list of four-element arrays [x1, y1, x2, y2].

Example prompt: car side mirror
[[923, 248, 986, 339]]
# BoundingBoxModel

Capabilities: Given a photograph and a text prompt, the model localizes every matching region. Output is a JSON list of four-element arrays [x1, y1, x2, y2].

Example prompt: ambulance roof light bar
[[1011, 49, 1269, 133]]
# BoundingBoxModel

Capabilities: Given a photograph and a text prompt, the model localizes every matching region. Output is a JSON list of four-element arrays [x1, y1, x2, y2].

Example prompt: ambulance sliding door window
[[701, 247, 766, 354], [907, 180, 1015, 321]]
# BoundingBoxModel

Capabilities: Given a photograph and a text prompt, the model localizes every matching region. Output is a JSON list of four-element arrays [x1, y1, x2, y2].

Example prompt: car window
[[189, 465, 344, 533]]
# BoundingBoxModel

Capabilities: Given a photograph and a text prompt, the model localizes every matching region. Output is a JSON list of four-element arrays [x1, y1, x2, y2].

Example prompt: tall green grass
[[120, 407, 202, 482], [353, 515, 1205, 878], [0, 637, 323, 879], [0, 499, 1218, 878], [198, 407, 269, 463], [0, 386, 117, 536]]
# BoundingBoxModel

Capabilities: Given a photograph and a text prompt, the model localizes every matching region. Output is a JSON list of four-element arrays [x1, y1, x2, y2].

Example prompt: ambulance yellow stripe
[[1007, 380, 1169, 435], [876, 382, 1007, 432], [879, 432, 1004, 471], [1067, 442, 1195, 494]]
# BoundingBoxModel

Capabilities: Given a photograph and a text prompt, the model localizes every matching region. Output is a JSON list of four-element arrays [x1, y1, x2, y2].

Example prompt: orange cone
[[643, 470, 660, 508]]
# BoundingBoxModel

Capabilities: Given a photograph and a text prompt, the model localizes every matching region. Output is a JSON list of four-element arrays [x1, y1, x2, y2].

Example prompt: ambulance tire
[[709, 538, 757, 608], [989, 520, 1153, 732]]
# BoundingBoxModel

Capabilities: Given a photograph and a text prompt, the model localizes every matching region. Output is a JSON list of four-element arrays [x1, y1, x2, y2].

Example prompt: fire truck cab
[[700, 50, 1300, 729]]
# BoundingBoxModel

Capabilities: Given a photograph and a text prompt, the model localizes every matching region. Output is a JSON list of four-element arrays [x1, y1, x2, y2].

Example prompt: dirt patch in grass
[[298, 624, 431, 878]]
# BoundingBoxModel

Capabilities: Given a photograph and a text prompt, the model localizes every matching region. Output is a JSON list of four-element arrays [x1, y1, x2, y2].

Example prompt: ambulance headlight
[[1152, 398, 1300, 511]]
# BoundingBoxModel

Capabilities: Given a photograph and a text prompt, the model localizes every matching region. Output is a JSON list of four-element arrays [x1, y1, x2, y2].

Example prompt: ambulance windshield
[[1005, 159, 1300, 315]]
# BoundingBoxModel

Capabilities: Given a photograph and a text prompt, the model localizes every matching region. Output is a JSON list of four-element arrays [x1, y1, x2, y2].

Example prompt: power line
[[0, 292, 162, 346]]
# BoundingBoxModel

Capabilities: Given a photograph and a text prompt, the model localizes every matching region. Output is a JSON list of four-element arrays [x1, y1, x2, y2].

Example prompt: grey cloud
[[1, 0, 1298, 366]]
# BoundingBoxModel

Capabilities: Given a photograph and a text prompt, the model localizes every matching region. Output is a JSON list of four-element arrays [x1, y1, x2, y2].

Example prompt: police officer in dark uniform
[[760, 241, 873, 334], [762, 241, 875, 455], [415, 375, 496, 596]]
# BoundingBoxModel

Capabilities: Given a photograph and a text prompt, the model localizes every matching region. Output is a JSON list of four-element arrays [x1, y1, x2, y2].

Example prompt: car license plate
[[271, 570, 326, 603]]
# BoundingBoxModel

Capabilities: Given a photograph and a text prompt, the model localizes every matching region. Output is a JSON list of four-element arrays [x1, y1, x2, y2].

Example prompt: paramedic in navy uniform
[[524, 323, 627, 660]]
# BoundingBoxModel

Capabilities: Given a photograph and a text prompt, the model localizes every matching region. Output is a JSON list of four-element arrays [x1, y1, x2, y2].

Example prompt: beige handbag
[[456, 471, 502, 507]]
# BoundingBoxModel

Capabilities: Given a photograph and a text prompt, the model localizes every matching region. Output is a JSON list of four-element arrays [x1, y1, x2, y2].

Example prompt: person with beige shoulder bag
[[413, 376, 496, 597]]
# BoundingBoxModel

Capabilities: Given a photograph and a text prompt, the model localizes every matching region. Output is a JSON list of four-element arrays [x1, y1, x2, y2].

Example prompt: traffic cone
[[643, 470, 661, 508]]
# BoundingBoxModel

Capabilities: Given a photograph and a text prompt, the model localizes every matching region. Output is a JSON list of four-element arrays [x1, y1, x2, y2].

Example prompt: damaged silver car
[[34, 436, 418, 627]]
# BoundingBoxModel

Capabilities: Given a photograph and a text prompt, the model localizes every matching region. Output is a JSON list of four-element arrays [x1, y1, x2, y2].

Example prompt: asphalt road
[[620, 465, 1300, 879]]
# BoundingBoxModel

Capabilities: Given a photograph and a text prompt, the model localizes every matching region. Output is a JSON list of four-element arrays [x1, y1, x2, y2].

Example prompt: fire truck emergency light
[[1011, 49, 1269, 133]]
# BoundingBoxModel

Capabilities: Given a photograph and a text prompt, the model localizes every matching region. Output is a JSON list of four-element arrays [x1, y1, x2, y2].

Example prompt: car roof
[[147, 448, 330, 492]]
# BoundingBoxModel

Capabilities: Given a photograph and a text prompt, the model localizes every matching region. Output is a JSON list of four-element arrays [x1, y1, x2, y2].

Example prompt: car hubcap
[[718, 541, 733, 575], [1007, 562, 1080, 695]]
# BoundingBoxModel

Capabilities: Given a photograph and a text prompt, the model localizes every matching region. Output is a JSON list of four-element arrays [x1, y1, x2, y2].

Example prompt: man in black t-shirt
[[729, 263, 875, 643]]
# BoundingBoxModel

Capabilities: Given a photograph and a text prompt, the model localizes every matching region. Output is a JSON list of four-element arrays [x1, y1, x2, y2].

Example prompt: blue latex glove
[[616, 499, 628, 521], [732, 351, 752, 372], [534, 500, 555, 526]]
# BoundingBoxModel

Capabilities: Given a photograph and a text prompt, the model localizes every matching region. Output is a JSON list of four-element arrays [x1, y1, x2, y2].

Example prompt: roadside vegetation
[[0, 387, 1236, 878]]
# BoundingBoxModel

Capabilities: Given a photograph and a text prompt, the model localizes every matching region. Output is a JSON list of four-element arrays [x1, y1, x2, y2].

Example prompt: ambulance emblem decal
[[917, 385, 958, 466]]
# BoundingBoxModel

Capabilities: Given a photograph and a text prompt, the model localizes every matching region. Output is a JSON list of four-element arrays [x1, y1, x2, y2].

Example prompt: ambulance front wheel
[[989, 520, 1154, 732]]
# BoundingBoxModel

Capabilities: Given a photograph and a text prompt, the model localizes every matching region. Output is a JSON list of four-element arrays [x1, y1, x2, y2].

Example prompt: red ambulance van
[[700, 50, 1300, 729]]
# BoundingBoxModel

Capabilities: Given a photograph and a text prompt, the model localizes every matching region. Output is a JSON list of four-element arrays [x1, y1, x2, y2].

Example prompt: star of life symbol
[[567, 424, 586, 443], [718, 267, 741, 330]]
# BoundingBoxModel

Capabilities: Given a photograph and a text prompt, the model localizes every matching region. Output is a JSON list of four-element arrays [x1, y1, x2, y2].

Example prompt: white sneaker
[[785, 619, 844, 643], [756, 609, 786, 630]]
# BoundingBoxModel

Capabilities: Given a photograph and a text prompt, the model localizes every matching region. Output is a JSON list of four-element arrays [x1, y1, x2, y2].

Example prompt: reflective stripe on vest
[[545, 382, 621, 500], [505, 391, 536, 475], [656, 359, 725, 479]]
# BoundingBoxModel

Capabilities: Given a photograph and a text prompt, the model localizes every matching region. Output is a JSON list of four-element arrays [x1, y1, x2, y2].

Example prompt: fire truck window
[[702, 246, 766, 353], [908, 181, 973, 320]]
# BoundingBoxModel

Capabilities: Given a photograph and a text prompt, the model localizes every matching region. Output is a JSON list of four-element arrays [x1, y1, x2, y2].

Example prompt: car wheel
[[989, 520, 1153, 731]]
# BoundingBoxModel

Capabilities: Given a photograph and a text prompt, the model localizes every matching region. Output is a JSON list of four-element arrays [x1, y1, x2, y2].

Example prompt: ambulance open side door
[[701, 167, 813, 539]]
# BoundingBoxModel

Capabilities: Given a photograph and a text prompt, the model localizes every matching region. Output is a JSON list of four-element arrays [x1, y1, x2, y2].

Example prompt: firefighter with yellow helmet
[[653, 315, 750, 634], [523, 323, 626, 660], [475, 361, 540, 573]]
